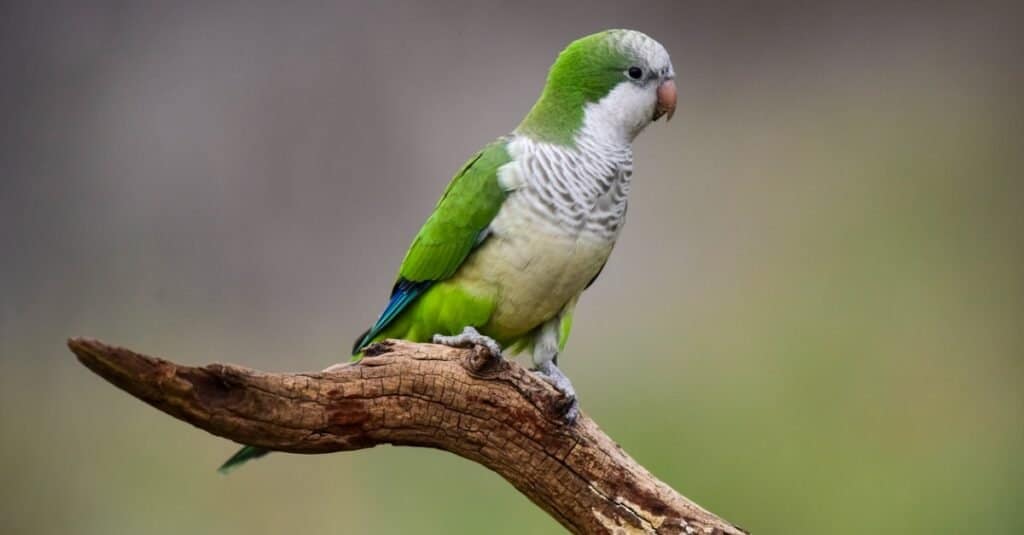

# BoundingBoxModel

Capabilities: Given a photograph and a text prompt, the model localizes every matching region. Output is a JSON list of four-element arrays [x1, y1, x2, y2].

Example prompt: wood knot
[[362, 340, 394, 357], [463, 345, 506, 378]]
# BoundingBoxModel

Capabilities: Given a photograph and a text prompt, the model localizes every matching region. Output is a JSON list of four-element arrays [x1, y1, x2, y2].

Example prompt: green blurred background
[[2, 1, 1022, 533]]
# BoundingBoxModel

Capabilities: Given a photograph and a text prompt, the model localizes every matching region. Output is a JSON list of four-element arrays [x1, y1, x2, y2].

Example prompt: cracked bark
[[69, 337, 747, 535]]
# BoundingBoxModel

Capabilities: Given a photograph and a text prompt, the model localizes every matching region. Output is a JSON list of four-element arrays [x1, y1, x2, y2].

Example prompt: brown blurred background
[[2, 1, 1022, 533]]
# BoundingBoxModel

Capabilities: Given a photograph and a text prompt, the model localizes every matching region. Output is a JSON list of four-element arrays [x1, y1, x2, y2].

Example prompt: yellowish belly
[[453, 207, 613, 339]]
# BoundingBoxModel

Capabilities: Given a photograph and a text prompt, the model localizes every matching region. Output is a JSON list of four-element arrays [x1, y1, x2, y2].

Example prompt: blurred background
[[2, 1, 1022, 533]]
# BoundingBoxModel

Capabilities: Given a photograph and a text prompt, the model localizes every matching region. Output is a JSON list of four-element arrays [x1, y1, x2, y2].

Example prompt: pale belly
[[452, 198, 616, 338]]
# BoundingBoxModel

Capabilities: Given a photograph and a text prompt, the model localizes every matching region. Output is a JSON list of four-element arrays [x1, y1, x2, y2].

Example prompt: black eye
[[627, 66, 643, 80]]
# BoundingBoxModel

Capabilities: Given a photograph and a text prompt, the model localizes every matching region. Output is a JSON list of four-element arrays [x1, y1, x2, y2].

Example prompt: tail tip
[[217, 446, 268, 475]]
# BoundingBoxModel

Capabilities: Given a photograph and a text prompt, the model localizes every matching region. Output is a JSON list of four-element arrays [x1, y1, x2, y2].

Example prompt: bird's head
[[517, 29, 676, 146]]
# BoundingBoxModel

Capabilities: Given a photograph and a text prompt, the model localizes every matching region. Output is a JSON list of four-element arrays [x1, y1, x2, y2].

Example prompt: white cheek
[[580, 82, 657, 144]]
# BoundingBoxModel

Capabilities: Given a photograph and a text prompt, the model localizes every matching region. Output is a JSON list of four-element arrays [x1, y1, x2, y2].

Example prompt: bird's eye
[[627, 66, 643, 80]]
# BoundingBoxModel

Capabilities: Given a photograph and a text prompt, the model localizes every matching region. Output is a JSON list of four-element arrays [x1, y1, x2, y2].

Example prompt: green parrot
[[219, 29, 675, 473]]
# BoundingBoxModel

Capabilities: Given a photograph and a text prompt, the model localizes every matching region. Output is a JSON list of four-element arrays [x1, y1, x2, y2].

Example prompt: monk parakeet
[[220, 29, 675, 473]]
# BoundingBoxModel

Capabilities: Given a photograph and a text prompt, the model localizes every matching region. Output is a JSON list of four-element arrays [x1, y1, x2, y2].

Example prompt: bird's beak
[[654, 79, 677, 122]]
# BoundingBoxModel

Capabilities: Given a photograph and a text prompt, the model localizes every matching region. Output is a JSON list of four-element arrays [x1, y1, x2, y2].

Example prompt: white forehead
[[612, 30, 673, 76]]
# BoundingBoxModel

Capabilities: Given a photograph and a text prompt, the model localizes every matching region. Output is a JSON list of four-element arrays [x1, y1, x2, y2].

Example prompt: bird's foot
[[433, 326, 503, 359], [534, 360, 579, 424]]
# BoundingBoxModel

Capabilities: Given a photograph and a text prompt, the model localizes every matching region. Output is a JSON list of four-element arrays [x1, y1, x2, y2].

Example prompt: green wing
[[399, 138, 512, 281], [353, 138, 512, 353]]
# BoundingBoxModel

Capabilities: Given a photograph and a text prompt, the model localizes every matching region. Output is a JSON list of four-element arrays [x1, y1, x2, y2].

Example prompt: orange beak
[[654, 79, 677, 122]]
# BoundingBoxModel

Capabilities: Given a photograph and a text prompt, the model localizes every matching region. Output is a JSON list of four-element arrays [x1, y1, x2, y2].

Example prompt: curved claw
[[534, 360, 580, 424], [556, 393, 580, 424]]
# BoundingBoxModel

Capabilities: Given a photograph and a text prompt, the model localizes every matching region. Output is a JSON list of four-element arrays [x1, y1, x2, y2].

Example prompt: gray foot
[[534, 360, 579, 424], [433, 326, 503, 358]]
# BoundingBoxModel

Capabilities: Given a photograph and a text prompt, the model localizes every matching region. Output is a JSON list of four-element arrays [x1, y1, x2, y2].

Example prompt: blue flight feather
[[352, 279, 433, 354]]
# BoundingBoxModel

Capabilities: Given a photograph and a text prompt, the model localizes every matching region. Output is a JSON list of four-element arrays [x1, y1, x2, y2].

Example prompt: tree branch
[[68, 337, 746, 535]]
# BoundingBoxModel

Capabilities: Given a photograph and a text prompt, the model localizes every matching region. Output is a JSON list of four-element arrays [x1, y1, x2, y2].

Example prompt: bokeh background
[[2, 1, 1022, 533]]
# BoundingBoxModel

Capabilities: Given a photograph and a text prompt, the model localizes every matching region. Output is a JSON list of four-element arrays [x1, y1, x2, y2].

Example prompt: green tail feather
[[217, 446, 269, 474]]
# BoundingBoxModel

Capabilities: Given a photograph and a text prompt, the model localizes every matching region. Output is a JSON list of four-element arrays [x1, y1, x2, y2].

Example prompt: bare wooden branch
[[68, 337, 747, 535]]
